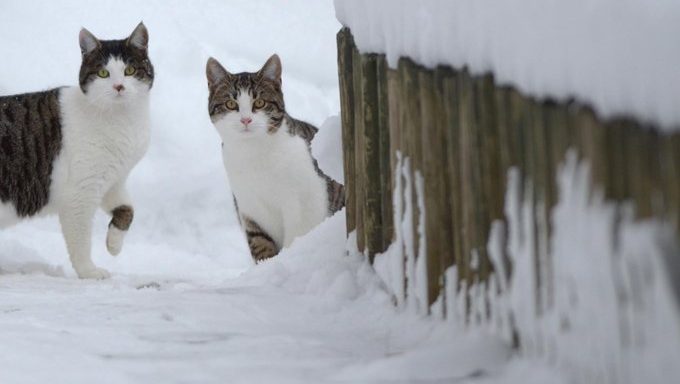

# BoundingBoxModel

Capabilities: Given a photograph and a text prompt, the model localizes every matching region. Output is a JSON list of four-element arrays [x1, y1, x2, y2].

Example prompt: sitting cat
[[206, 54, 344, 262], [0, 23, 154, 279]]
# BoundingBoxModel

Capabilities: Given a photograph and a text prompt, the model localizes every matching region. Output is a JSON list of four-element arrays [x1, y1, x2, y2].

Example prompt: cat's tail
[[327, 179, 345, 215]]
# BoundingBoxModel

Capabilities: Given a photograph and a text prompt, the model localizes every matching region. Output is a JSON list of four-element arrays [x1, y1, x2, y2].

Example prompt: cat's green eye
[[253, 99, 265, 109], [226, 100, 238, 110], [97, 69, 110, 78], [124, 65, 136, 76]]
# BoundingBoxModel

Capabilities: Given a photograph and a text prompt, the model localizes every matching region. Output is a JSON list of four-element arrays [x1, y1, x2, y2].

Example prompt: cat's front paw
[[106, 226, 126, 256], [76, 266, 111, 280]]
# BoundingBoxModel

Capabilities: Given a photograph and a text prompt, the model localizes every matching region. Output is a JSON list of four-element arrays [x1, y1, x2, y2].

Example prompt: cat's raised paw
[[106, 227, 126, 256], [76, 266, 111, 280]]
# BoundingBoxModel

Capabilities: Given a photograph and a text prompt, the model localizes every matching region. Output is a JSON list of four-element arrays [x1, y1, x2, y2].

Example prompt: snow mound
[[312, 115, 344, 184], [334, 331, 511, 382], [237, 209, 388, 308]]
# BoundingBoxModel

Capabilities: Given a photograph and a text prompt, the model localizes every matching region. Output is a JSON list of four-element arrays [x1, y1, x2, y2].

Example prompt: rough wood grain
[[352, 42, 366, 253], [420, 69, 452, 307], [337, 29, 356, 234], [337, 28, 680, 324], [359, 54, 384, 262], [440, 68, 466, 293], [377, 56, 393, 252], [457, 69, 477, 288]]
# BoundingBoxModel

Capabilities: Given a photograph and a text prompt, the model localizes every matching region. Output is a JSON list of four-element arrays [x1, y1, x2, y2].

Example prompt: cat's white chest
[[222, 128, 328, 247], [48, 87, 150, 211], [0, 87, 150, 225]]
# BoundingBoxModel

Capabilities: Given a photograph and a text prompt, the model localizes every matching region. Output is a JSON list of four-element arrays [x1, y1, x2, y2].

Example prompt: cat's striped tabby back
[[206, 55, 345, 262], [0, 23, 154, 279]]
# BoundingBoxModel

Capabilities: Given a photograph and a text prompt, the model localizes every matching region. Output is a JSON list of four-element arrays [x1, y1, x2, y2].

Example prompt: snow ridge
[[335, 0, 680, 131]]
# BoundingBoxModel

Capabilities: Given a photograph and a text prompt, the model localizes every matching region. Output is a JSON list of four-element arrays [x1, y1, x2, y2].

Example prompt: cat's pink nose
[[113, 84, 125, 92], [240, 117, 253, 126]]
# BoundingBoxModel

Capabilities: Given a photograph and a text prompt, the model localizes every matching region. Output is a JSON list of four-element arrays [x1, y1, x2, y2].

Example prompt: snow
[[415, 171, 429, 313], [373, 152, 405, 307], [543, 152, 680, 383], [375, 159, 428, 314], [334, 0, 680, 131], [312, 116, 344, 184], [0, 210, 524, 384], [335, 330, 511, 382]]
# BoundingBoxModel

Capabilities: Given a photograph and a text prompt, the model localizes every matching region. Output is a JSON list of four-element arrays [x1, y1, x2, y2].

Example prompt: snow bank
[[312, 116, 344, 184], [334, 330, 511, 382], [236, 210, 386, 307], [238, 209, 520, 383], [335, 0, 680, 131]]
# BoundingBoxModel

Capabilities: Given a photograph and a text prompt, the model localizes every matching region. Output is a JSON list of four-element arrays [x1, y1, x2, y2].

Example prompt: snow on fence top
[[334, 0, 680, 132]]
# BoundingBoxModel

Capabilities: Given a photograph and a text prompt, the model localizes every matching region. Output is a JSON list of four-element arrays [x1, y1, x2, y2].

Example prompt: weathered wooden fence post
[[359, 54, 384, 262], [377, 57, 392, 253], [351, 38, 365, 254], [337, 28, 356, 236], [420, 68, 452, 307]]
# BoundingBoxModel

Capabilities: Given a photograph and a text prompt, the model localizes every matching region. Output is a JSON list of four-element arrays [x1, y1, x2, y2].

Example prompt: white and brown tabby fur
[[206, 55, 344, 262], [0, 23, 153, 278]]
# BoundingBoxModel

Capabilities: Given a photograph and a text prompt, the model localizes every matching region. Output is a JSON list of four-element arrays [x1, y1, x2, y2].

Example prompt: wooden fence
[[337, 28, 680, 316]]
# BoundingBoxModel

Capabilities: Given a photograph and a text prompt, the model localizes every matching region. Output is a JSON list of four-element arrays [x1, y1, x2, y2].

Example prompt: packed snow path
[[3, 272, 398, 384], [0, 214, 524, 384], [0, 264, 425, 383]]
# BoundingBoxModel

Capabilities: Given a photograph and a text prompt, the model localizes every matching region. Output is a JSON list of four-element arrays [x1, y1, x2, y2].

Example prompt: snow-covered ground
[[3, 211, 522, 384], [0, 1, 545, 383]]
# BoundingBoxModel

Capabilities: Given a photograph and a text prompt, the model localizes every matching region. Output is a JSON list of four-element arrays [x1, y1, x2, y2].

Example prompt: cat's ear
[[259, 54, 282, 83], [127, 22, 149, 50], [79, 28, 100, 55], [206, 57, 231, 86]]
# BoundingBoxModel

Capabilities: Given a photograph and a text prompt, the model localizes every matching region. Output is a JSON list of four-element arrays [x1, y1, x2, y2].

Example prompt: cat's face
[[78, 23, 154, 105], [206, 55, 285, 139]]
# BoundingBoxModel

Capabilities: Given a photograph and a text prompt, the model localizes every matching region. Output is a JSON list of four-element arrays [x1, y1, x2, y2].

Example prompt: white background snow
[[0, 1, 523, 383]]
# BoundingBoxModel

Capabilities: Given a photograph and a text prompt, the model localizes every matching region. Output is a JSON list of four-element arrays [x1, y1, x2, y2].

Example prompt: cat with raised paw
[[0, 23, 154, 279]]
